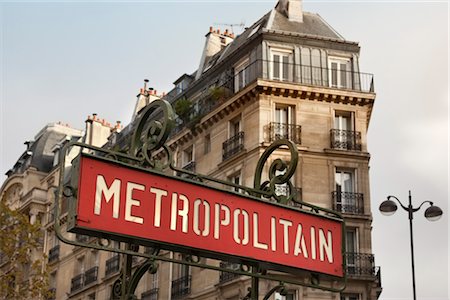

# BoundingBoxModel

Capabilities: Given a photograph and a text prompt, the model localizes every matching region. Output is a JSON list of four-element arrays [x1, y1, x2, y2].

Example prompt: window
[[341, 294, 360, 300], [274, 291, 295, 300], [234, 59, 249, 92], [329, 57, 351, 89], [204, 134, 211, 154], [334, 111, 353, 131], [335, 169, 355, 194], [228, 172, 241, 192], [332, 111, 361, 151], [183, 145, 194, 166], [271, 50, 293, 81], [229, 117, 241, 138], [88, 293, 96, 300], [274, 105, 294, 139], [345, 228, 359, 273]]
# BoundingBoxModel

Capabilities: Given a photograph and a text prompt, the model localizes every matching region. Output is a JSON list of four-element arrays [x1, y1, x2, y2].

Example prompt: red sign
[[73, 154, 343, 277]]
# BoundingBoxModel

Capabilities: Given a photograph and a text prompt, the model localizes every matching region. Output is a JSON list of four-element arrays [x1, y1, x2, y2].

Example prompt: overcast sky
[[0, 1, 448, 299]]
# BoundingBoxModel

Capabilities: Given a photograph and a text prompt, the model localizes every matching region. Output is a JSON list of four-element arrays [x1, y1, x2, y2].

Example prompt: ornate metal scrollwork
[[253, 139, 298, 204], [129, 99, 175, 168]]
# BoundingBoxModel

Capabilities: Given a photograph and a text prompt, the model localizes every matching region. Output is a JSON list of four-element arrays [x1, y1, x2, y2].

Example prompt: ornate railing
[[105, 255, 120, 276], [141, 288, 159, 300], [84, 266, 98, 286], [75, 234, 89, 243], [182, 161, 196, 172], [219, 261, 241, 283], [223, 132, 244, 160], [267, 122, 301, 145], [48, 245, 60, 263], [330, 129, 362, 151], [70, 273, 84, 293], [345, 252, 377, 277], [332, 191, 364, 215], [171, 275, 191, 298]]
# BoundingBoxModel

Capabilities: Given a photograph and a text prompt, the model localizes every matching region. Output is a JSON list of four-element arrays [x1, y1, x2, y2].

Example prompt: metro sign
[[70, 153, 344, 277]]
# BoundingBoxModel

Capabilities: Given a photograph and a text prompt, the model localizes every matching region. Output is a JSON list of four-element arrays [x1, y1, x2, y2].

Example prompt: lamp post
[[379, 190, 443, 300]]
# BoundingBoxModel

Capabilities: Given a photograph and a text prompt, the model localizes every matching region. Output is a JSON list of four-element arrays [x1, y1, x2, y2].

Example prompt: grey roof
[[266, 10, 345, 40]]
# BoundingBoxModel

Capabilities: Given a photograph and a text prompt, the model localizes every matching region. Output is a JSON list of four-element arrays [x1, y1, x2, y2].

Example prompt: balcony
[[182, 161, 196, 172], [105, 255, 120, 276], [48, 245, 60, 263], [223, 132, 244, 161], [330, 129, 362, 151], [332, 191, 364, 215], [141, 288, 159, 300], [219, 261, 241, 283], [171, 275, 191, 299], [345, 252, 379, 278], [267, 122, 301, 145], [70, 273, 84, 293], [84, 266, 98, 286], [75, 234, 89, 243]]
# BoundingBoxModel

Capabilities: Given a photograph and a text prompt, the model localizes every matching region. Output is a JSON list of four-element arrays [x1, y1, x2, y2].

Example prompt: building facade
[[1, 1, 382, 299]]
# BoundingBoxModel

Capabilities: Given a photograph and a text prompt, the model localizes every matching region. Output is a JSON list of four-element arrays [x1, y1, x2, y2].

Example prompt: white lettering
[[233, 209, 249, 245], [319, 229, 333, 263], [125, 182, 144, 224], [311, 227, 316, 260], [170, 193, 189, 233], [150, 187, 167, 227], [253, 213, 268, 250], [271, 217, 277, 251], [279, 219, 292, 254], [294, 224, 308, 258], [94, 175, 121, 218], [193, 199, 210, 236], [214, 204, 230, 239]]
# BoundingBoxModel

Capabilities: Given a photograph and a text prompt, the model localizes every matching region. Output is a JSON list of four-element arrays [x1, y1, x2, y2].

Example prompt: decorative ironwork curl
[[253, 139, 298, 204], [130, 99, 175, 167]]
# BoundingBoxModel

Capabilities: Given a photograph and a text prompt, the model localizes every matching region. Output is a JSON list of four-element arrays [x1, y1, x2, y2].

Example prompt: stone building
[[0, 0, 382, 299]]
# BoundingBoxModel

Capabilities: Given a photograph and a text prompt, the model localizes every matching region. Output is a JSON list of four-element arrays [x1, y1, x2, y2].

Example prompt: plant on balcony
[[174, 97, 193, 124], [0, 201, 51, 299], [209, 86, 230, 103]]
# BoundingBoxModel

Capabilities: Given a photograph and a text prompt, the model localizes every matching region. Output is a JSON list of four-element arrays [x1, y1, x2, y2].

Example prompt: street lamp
[[379, 190, 443, 300]]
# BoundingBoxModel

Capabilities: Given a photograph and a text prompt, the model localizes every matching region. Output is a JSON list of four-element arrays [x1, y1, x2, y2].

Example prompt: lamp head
[[379, 198, 397, 216], [424, 204, 443, 221]]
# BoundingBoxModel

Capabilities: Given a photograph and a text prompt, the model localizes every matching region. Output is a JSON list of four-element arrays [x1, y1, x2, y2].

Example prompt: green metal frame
[[54, 99, 347, 299]]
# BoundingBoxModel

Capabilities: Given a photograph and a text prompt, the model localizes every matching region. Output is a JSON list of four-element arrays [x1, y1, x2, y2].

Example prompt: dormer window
[[234, 59, 249, 92], [270, 49, 293, 81], [329, 57, 351, 89]]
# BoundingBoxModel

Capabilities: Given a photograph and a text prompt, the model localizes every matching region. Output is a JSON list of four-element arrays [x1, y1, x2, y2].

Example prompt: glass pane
[[340, 63, 347, 87], [273, 55, 280, 79], [331, 62, 338, 86], [282, 55, 289, 80]]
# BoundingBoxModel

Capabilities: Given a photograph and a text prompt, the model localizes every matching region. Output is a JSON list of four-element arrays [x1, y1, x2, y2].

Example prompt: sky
[[0, 1, 448, 299]]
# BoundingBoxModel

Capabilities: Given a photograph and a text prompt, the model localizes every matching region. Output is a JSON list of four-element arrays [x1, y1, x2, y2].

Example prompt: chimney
[[276, 0, 303, 23]]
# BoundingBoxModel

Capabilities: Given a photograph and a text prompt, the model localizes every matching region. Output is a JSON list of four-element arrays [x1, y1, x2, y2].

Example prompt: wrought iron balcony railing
[[48, 245, 60, 263], [141, 288, 159, 300], [105, 255, 120, 276], [219, 261, 241, 283], [182, 161, 196, 172], [171, 275, 191, 299], [332, 191, 364, 215], [345, 252, 378, 277], [165, 59, 373, 138], [267, 122, 301, 144], [223, 131, 244, 161], [70, 273, 84, 293], [75, 234, 89, 243], [330, 129, 362, 151], [84, 266, 98, 286]]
